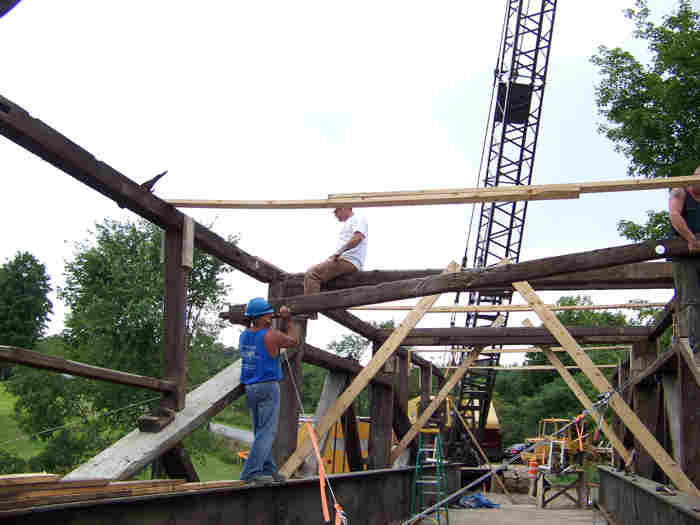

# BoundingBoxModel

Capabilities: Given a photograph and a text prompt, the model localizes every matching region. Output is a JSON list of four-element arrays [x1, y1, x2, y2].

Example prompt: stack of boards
[[0, 473, 247, 514]]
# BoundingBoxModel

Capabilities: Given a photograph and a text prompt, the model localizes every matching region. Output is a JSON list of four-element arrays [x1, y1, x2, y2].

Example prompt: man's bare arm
[[669, 187, 700, 252], [331, 231, 365, 260], [264, 307, 300, 357]]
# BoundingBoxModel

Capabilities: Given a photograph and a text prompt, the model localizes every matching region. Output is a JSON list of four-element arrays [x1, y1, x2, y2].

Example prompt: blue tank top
[[239, 328, 282, 384]]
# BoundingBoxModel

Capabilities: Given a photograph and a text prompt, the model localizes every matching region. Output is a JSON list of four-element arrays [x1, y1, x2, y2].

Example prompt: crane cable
[[282, 349, 348, 525]]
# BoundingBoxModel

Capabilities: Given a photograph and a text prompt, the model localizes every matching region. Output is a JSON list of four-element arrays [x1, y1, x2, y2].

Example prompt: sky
[[1, 1, 693, 366]]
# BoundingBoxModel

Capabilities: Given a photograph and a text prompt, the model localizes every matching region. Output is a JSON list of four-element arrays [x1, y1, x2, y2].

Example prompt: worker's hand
[[279, 305, 292, 319], [688, 239, 700, 253], [328, 253, 340, 262]]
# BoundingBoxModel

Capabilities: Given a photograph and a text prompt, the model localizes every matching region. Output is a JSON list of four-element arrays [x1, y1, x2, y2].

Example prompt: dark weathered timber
[[368, 342, 394, 470], [160, 443, 199, 482], [599, 466, 700, 525], [299, 343, 393, 387], [648, 295, 677, 342], [681, 354, 700, 488], [625, 348, 678, 390], [323, 308, 379, 339], [0, 94, 284, 283], [163, 229, 187, 411], [377, 326, 651, 346], [225, 240, 688, 316], [341, 395, 364, 472], [282, 261, 673, 294], [0, 346, 176, 393], [631, 341, 658, 478]]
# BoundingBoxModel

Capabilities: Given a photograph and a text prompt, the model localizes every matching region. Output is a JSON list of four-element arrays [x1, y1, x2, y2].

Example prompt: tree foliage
[[0, 251, 53, 350], [494, 296, 629, 445], [5, 219, 235, 473], [591, 0, 700, 179]]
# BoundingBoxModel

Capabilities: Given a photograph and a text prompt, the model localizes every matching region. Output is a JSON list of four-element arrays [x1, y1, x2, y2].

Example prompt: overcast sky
[[1, 1, 692, 365]]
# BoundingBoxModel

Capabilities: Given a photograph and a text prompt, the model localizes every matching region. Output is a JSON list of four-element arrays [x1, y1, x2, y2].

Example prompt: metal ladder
[[410, 428, 449, 525]]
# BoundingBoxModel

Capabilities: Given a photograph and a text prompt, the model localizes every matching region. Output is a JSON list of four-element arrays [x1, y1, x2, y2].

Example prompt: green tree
[[6, 219, 234, 473], [617, 209, 673, 241], [494, 296, 628, 445], [591, 0, 700, 179], [0, 251, 53, 350]]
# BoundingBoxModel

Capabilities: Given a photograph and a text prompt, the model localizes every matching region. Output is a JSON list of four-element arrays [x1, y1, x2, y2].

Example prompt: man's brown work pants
[[304, 258, 357, 295]]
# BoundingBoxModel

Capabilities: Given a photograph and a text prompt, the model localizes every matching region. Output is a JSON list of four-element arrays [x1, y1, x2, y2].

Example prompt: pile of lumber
[[0, 473, 246, 513]]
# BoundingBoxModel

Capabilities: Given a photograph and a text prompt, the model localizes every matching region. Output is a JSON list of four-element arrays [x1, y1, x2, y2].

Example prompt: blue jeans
[[240, 381, 280, 481]]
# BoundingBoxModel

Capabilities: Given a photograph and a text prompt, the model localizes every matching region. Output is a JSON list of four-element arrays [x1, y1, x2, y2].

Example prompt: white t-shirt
[[337, 214, 368, 270]]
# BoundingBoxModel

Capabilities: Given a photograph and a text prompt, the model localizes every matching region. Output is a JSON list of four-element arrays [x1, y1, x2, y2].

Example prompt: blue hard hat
[[244, 297, 274, 318]]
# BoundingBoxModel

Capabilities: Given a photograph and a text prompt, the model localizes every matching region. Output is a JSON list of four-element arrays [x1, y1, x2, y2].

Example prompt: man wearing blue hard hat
[[239, 297, 299, 484]]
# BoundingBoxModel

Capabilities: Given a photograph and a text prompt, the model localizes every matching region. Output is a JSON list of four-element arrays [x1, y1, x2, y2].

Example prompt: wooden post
[[631, 340, 659, 477], [270, 280, 307, 469], [162, 228, 187, 411], [368, 342, 394, 469], [396, 350, 409, 414], [680, 348, 700, 488], [514, 280, 700, 497], [420, 364, 432, 413], [341, 386, 364, 472], [279, 262, 460, 478]]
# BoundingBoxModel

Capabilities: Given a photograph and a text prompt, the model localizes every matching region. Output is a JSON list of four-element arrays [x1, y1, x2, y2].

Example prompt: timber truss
[[1, 92, 700, 522]]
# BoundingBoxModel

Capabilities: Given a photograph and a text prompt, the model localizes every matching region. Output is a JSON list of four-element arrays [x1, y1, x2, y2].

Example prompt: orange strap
[[306, 421, 331, 522], [334, 503, 345, 525], [575, 420, 584, 452]]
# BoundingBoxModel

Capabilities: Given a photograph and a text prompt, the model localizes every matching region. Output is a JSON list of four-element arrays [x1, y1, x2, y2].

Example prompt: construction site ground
[[442, 492, 604, 525]]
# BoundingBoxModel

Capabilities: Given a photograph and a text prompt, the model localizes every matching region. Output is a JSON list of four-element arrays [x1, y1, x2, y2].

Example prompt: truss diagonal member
[[521, 320, 631, 464], [513, 280, 700, 497], [278, 262, 460, 478]]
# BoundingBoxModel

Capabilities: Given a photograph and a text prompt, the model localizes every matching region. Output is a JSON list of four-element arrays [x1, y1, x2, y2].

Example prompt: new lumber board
[[63, 361, 246, 481], [278, 262, 460, 478], [513, 280, 700, 497], [0, 346, 176, 393], [443, 364, 618, 370], [350, 302, 667, 313], [167, 176, 700, 210], [223, 239, 689, 318], [327, 175, 700, 199], [414, 345, 631, 353], [521, 319, 631, 463]]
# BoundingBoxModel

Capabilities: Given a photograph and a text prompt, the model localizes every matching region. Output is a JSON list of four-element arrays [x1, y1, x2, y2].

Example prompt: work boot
[[270, 471, 287, 483]]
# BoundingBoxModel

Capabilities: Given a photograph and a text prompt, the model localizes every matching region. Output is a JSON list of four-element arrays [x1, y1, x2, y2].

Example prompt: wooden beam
[[350, 302, 667, 313], [378, 326, 650, 346], [0, 94, 284, 283], [414, 345, 631, 353], [167, 176, 700, 209], [513, 280, 700, 497], [64, 360, 245, 481], [299, 343, 393, 387], [443, 364, 618, 370], [278, 262, 459, 478], [521, 320, 631, 463], [390, 347, 482, 463], [162, 228, 187, 411], [369, 343, 394, 469], [0, 346, 176, 393], [223, 239, 689, 318], [648, 296, 677, 342], [327, 176, 700, 200], [280, 261, 673, 294]]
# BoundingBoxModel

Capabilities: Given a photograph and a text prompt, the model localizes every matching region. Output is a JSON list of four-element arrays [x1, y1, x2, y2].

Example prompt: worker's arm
[[330, 231, 365, 261], [264, 306, 300, 357], [669, 187, 700, 252]]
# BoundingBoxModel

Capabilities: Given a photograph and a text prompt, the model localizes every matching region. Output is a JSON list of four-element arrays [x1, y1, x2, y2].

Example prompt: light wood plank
[[390, 346, 482, 463], [513, 280, 700, 497], [0, 474, 60, 487], [443, 364, 618, 370], [414, 345, 631, 353], [64, 360, 245, 481], [327, 175, 700, 199], [521, 319, 631, 463], [350, 302, 666, 313], [170, 175, 700, 209], [278, 262, 460, 478]]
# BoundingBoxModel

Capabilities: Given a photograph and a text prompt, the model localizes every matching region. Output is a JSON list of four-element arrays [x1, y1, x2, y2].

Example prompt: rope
[[282, 350, 348, 525]]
